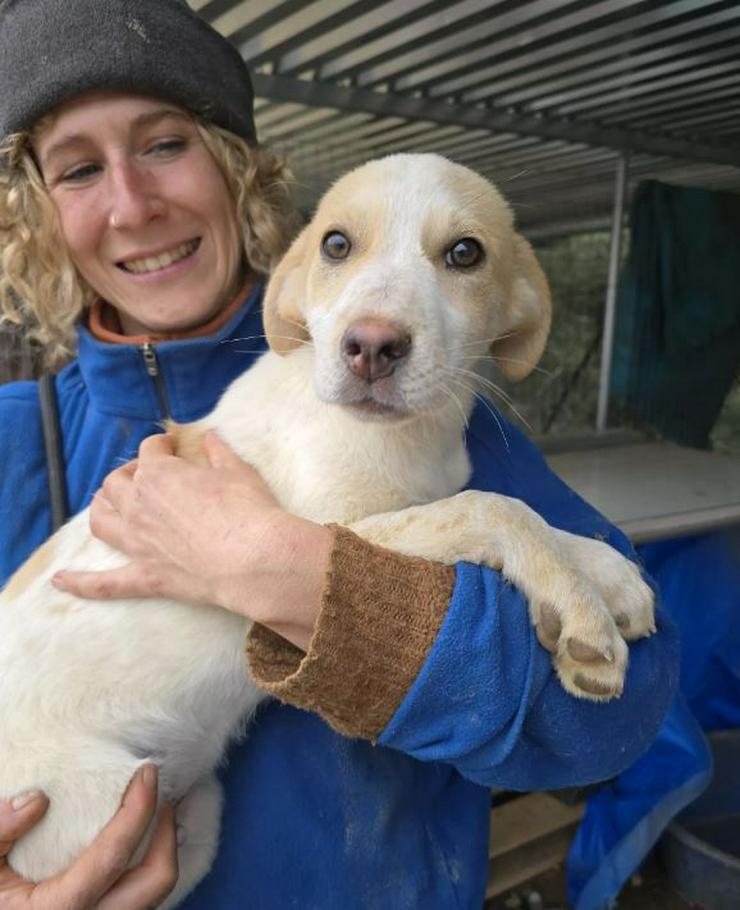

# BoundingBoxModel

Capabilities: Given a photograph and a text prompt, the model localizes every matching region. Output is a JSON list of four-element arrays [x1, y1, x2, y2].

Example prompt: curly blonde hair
[[0, 119, 297, 367]]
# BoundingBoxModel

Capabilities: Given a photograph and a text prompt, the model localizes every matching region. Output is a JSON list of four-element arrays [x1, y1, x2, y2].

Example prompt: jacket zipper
[[140, 343, 171, 419]]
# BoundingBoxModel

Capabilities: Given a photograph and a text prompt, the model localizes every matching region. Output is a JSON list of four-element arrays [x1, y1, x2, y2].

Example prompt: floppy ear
[[490, 235, 551, 381], [262, 226, 312, 355]]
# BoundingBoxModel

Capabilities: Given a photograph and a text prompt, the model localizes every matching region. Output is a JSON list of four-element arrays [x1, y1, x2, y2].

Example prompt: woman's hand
[[0, 765, 177, 909], [53, 432, 332, 651]]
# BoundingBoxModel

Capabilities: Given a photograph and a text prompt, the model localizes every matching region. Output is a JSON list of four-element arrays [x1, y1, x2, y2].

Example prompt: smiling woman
[[0, 92, 294, 364], [34, 94, 245, 337]]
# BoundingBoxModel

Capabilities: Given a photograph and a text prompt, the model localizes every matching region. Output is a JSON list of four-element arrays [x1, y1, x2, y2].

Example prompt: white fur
[[0, 154, 654, 904]]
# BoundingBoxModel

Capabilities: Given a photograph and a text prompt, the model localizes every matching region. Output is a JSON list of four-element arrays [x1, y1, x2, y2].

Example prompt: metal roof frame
[[190, 0, 740, 232], [191, 0, 740, 432]]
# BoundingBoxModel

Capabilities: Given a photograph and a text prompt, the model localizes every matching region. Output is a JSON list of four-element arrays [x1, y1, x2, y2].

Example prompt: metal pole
[[596, 153, 629, 432]]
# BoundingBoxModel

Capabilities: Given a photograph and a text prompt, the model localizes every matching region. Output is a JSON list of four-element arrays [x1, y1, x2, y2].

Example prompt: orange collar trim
[[88, 276, 255, 345]]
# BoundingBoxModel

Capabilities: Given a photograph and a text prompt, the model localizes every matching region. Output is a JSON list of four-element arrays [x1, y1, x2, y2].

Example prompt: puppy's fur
[[0, 154, 654, 904]]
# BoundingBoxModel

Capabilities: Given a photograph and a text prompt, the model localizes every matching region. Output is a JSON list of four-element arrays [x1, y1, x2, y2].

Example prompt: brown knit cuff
[[245, 524, 456, 741]]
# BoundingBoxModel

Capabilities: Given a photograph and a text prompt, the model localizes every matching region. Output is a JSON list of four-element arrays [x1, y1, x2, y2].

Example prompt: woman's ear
[[490, 235, 552, 381], [262, 226, 312, 355]]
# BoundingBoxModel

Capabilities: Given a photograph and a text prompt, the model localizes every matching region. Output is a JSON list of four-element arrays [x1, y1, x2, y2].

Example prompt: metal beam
[[596, 154, 629, 434], [251, 73, 740, 168], [449, 0, 738, 103]]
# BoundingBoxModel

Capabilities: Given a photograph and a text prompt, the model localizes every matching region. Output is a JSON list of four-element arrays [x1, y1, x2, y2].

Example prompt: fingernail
[[51, 572, 68, 590], [142, 763, 158, 789], [176, 824, 187, 846], [11, 790, 42, 811]]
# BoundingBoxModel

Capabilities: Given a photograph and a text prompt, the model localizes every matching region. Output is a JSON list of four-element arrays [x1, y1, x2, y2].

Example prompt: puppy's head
[[263, 154, 550, 420]]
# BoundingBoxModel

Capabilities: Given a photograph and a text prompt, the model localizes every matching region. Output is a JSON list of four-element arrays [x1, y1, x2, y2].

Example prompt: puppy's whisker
[[500, 169, 529, 183], [473, 391, 511, 452], [454, 350, 553, 379], [449, 367, 532, 432], [435, 380, 470, 431], [458, 330, 520, 350], [220, 334, 269, 344], [488, 356, 554, 378], [447, 366, 510, 403], [451, 367, 516, 405], [457, 190, 489, 210], [454, 354, 552, 378], [444, 374, 511, 452], [221, 332, 313, 350], [281, 313, 312, 332], [268, 334, 314, 348]]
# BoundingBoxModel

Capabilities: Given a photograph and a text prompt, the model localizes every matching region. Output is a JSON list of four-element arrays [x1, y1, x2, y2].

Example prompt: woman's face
[[34, 92, 244, 335]]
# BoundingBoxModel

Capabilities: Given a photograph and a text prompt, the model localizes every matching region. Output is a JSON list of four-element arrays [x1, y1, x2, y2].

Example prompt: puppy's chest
[[233, 417, 469, 526], [212, 352, 471, 525]]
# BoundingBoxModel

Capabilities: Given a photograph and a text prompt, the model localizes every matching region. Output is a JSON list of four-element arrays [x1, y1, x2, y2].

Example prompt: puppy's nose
[[341, 320, 412, 382]]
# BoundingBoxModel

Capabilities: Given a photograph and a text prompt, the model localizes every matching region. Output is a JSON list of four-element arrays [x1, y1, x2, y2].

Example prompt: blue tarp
[[566, 176, 740, 909], [566, 519, 740, 909]]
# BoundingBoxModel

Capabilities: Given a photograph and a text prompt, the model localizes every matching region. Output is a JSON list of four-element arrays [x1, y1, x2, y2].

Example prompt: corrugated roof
[[193, 0, 740, 235]]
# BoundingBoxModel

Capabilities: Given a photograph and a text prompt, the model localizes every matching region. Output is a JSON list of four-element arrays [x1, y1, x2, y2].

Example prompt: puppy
[[0, 154, 654, 905]]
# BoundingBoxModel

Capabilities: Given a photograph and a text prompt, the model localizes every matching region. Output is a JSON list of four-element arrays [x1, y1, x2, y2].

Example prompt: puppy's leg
[[3, 745, 142, 882], [349, 491, 655, 701], [554, 530, 656, 642], [160, 773, 223, 910], [4, 751, 220, 905]]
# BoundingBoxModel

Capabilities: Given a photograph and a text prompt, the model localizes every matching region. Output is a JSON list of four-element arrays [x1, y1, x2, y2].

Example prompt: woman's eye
[[322, 231, 351, 261], [59, 163, 101, 184], [445, 238, 484, 269], [147, 138, 187, 157]]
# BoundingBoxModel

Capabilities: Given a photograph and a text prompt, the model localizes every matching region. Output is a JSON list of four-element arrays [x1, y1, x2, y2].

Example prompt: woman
[[0, 1, 679, 908]]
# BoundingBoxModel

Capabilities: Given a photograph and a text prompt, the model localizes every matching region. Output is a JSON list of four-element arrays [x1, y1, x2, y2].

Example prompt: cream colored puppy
[[0, 154, 654, 904]]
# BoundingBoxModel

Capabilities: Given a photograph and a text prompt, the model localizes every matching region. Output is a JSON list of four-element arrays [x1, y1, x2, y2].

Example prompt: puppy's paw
[[557, 532, 656, 642], [160, 774, 223, 910], [532, 594, 629, 701]]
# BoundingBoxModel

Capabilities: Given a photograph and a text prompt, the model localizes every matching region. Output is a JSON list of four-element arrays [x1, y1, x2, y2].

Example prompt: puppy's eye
[[322, 231, 351, 261], [445, 238, 483, 269]]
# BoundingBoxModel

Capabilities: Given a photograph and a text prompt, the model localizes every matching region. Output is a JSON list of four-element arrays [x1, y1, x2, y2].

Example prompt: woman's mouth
[[117, 238, 200, 274]]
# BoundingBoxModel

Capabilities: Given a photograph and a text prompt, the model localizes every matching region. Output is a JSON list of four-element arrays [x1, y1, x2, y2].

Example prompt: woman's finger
[[96, 804, 178, 910], [88, 492, 129, 552], [53, 560, 210, 604], [0, 790, 49, 860], [202, 430, 243, 469], [202, 433, 271, 494], [138, 433, 176, 460], [41, 764, 160, 909], [101, 462, 138, 511], [53, 562, 166, 601], [52, 564, 149, 600]]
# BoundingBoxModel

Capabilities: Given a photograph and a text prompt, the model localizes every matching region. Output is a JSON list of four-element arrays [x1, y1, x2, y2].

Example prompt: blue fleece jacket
[[0, 285, 678, 909]]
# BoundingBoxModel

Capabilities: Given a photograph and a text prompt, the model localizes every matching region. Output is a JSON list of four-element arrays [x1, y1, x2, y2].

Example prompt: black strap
[[38, 373, 69, 532]]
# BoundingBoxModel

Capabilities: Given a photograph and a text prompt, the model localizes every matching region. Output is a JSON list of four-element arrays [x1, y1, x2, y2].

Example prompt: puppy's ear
[[490, 235, 551, 381], [262, 226, 312, 355]]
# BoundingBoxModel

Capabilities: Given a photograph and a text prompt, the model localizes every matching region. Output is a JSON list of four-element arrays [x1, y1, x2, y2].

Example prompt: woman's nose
[[107, 160, 165, 230]]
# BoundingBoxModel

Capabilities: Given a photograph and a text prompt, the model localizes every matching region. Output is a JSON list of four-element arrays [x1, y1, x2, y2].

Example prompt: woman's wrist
[[231, 514, 334, 652]]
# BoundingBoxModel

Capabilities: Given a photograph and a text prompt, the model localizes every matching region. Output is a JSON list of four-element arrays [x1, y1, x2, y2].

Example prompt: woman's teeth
[[121, 239, 199, 274]]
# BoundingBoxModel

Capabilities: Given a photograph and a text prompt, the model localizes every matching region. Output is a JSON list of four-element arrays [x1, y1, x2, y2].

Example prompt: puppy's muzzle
[[341, 319, 412, 382]]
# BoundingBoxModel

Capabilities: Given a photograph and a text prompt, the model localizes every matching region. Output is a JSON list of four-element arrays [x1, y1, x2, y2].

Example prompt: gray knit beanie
[[0, 0, 256, 142]]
